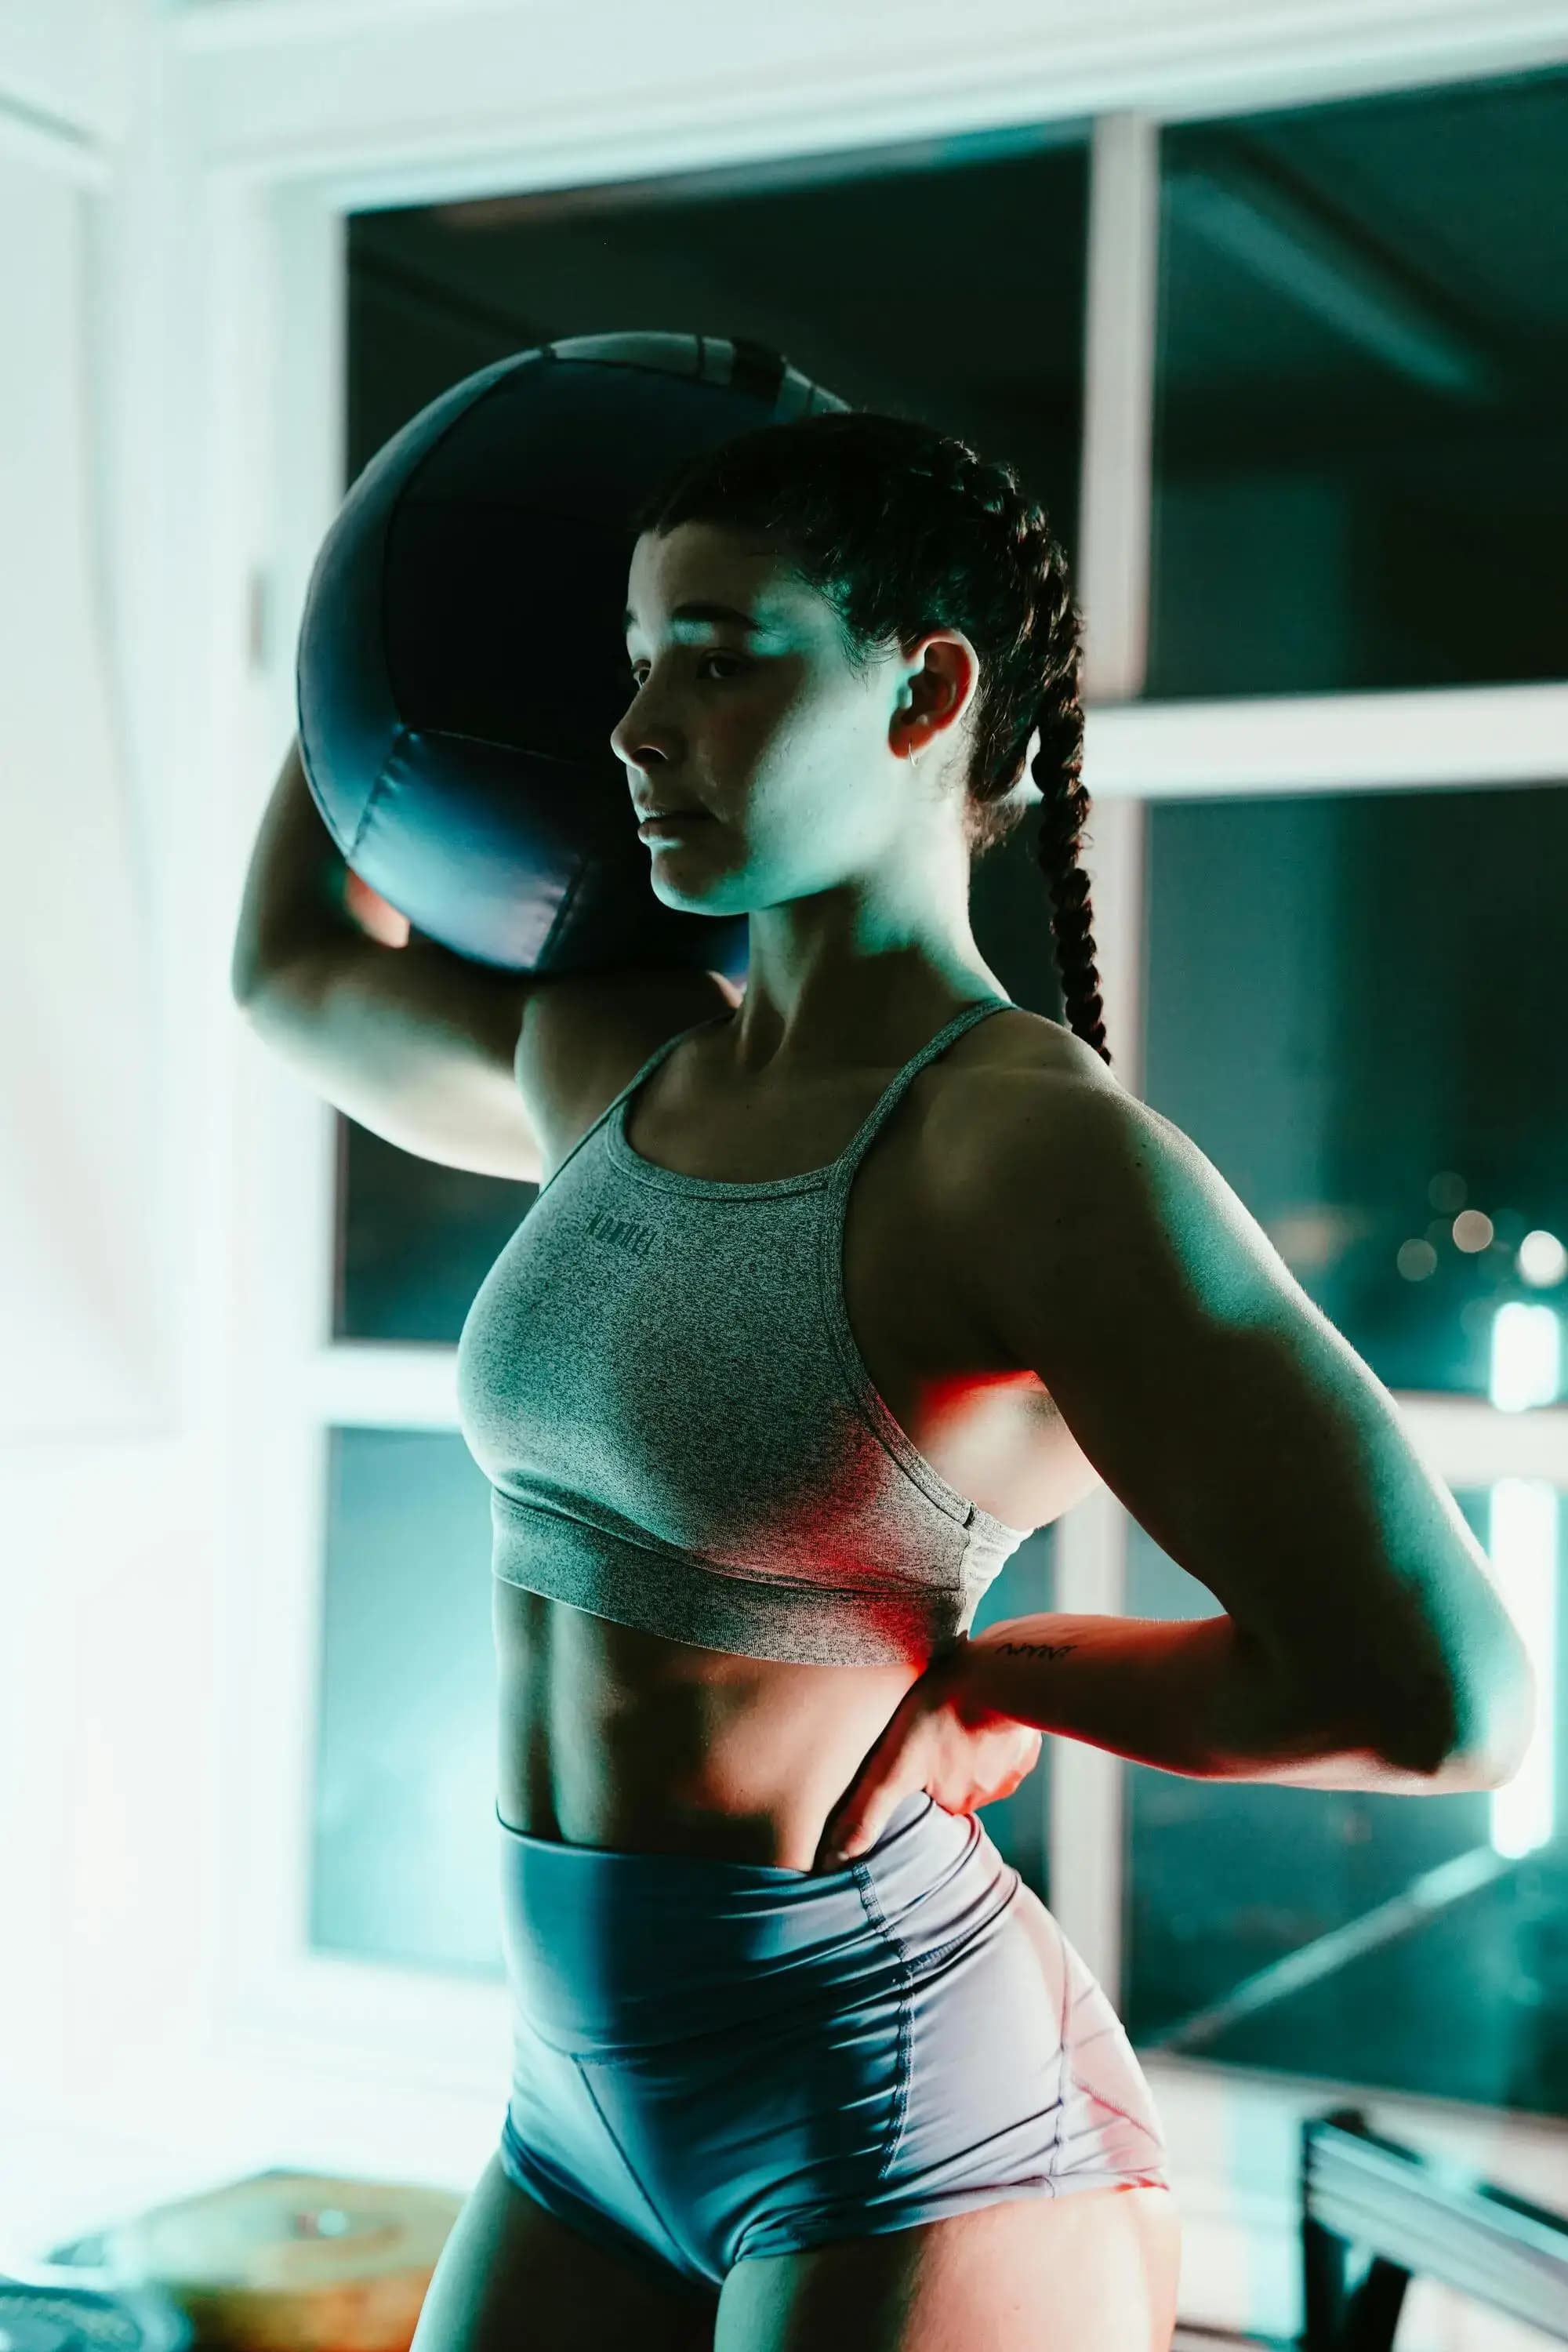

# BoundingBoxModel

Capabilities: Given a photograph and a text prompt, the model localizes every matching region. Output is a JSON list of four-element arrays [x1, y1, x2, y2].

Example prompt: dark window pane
[[1123, 1491, 1566, 2122], [967, 1525, 1058, 1900], [1143, 783, 1568, 1400], [1149, 65, 1568, 697], [335, 1120, 535, 1345], [311, 1427, 503, 1975], [336, 130, 1089, 1342], [349, 129, 1087, 564]]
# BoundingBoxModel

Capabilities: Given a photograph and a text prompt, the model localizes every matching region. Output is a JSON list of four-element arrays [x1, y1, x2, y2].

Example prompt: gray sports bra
[[456, 997, 1032, 1665]]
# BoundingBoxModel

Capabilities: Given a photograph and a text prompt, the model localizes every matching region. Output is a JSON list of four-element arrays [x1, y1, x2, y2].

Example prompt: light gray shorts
[[495, 1789, 1171, 2294]]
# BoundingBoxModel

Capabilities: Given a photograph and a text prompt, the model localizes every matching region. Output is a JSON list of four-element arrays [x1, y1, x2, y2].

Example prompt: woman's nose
[[612, 696, 666, 768]]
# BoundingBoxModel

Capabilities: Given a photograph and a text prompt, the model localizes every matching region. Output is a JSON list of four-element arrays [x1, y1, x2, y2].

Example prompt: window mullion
[[1046, 110, 1163, 2004]]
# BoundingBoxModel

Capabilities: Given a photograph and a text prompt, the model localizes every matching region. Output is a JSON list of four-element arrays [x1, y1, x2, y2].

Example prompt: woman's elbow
[[1421, 1650, 1539, 1792]]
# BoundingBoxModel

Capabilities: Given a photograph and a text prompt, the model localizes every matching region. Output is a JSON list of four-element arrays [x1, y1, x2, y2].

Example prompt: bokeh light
[[1519, 1229, 1568, 1288]]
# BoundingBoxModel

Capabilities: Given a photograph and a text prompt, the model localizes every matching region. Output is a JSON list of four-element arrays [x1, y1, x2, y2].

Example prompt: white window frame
[[198, 5, 1568, 2328]]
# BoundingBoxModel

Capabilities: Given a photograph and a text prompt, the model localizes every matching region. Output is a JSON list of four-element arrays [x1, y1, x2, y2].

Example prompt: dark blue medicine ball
[[296, 329, 849, 979]]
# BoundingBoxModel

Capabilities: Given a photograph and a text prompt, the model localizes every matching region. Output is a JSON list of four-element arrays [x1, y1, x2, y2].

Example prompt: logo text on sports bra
[[585, 1207, 656, 1259]]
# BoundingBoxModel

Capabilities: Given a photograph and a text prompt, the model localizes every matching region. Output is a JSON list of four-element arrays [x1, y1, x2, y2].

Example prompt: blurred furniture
[[31, 2173, 463, 2352], [1301, 2106, 1568, 2349]]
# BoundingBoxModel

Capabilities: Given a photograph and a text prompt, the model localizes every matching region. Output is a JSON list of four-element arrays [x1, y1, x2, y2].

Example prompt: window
[[265, 56, 1567, 2169], [310, 1428, 501, 1975], [1142, 782, 1568, 1403], [1149, 66, 1568, 699], [336, 1123, 535, 1345], [1123, 1490, 1564, 2115]]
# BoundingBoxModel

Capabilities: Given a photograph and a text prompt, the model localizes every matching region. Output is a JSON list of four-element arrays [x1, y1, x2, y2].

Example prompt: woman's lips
[[638, 812, 713, 837]]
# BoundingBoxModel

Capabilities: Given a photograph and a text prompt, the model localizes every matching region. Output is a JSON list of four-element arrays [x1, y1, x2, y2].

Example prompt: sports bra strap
[[535, 998, 1011, 1200], [826, 997, 1012, 1194], [533, 1011, 731, 1199]]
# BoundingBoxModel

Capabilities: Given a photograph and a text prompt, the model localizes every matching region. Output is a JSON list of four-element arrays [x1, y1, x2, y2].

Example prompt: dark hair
[[627, 408, 1110, 1065]]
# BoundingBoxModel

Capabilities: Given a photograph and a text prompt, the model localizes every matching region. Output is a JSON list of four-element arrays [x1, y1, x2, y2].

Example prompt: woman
[[239, 411, 1524, 2351]]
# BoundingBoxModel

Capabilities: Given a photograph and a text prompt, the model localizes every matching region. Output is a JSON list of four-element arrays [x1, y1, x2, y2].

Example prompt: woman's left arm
[[958, 1069, 1537, 1791], [953, 1607, 1515, 1794]]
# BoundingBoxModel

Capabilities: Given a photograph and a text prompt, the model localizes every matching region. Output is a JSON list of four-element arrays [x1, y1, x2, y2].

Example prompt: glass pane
[[1143, 782, 1568, 1401], [1149, 65, 1568, 697], [336, 1121, 535, 1344], [311, 1426, 503, 1975], [337, 129, 1091, 1342], [1123, 1487, 1566, 2119], [350, 129, 1087, 565], [967, 1525, 1057, 1900]]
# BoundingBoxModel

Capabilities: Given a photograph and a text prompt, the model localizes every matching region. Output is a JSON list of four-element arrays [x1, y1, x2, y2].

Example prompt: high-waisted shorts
[[495, 1790, 1171, 2294]]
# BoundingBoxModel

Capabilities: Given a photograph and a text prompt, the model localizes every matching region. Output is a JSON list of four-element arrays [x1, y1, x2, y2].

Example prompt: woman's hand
[[343, 867, 412, 948], [810, 1639, 1043, 1874]]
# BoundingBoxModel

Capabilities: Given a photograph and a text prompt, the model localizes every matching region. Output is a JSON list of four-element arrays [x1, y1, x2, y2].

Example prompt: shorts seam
[[849, 1857, 915, 2185], [1046, 1909, 1070, 2182], [1064, 2067, 1160, 2138], [908, 1862, 1023, 1980], [568, 2053, 689, 2271]]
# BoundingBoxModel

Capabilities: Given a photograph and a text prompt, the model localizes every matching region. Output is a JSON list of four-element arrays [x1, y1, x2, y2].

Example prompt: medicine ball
[[296, 329, 850, 978]]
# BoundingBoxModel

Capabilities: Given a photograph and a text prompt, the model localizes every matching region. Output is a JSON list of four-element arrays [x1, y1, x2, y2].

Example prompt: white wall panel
[[0, 146, 161, 1436], [0, 0, 134, 151], [166, 0, 1568, 190]]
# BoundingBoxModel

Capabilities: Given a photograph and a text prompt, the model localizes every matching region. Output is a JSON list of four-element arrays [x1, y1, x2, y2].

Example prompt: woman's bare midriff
[[494, 1002, 1102, 1875]]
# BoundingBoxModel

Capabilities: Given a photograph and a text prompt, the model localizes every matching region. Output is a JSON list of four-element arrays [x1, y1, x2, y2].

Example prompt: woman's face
[[611, 521, 978, 920]]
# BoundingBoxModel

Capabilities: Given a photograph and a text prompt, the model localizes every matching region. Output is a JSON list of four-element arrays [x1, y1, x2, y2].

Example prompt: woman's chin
[[649, 848, 750, 916]]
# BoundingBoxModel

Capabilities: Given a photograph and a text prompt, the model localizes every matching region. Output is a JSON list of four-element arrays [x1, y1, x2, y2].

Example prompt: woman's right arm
[[231, 736, 741, 1182], [230, 732, 368, 991], [230, 736, 546, 1181]]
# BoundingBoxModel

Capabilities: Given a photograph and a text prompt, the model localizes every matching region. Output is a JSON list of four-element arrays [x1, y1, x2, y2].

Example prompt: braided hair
[[627, 409, 1110, 1065]]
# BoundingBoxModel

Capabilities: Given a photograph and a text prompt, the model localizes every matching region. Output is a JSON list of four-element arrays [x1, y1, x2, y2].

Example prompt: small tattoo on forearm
[[992, 1640, 1078, 1662]]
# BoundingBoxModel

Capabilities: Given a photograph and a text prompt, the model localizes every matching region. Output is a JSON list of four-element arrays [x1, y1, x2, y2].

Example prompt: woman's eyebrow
[[622, 599, 775, 638]]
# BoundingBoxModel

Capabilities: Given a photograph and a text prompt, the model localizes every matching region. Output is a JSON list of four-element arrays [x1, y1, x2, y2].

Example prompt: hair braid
[[913, 442, 1111, 1065], [1025, 579, 1108, 1065]]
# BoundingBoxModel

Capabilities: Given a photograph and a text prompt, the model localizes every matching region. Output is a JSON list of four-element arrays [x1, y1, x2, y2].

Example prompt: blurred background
[[2, 2, 1566, 2344]]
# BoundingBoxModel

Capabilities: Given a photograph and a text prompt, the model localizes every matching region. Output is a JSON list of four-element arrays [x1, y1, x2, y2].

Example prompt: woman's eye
[[627, 653, 747, 688]]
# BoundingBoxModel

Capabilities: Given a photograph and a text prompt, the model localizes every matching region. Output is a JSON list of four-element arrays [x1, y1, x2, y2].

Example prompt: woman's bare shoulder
[[921, 1004, 1123, 1232], [949, 1003, 1122, 1101]]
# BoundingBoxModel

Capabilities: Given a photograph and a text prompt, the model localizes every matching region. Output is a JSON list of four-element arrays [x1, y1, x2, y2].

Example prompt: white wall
[[3, 4, 1566, 2344], [0, 0, 134, 151], [0, 0, 227, 2249], [0, 146, 158, 1436]]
